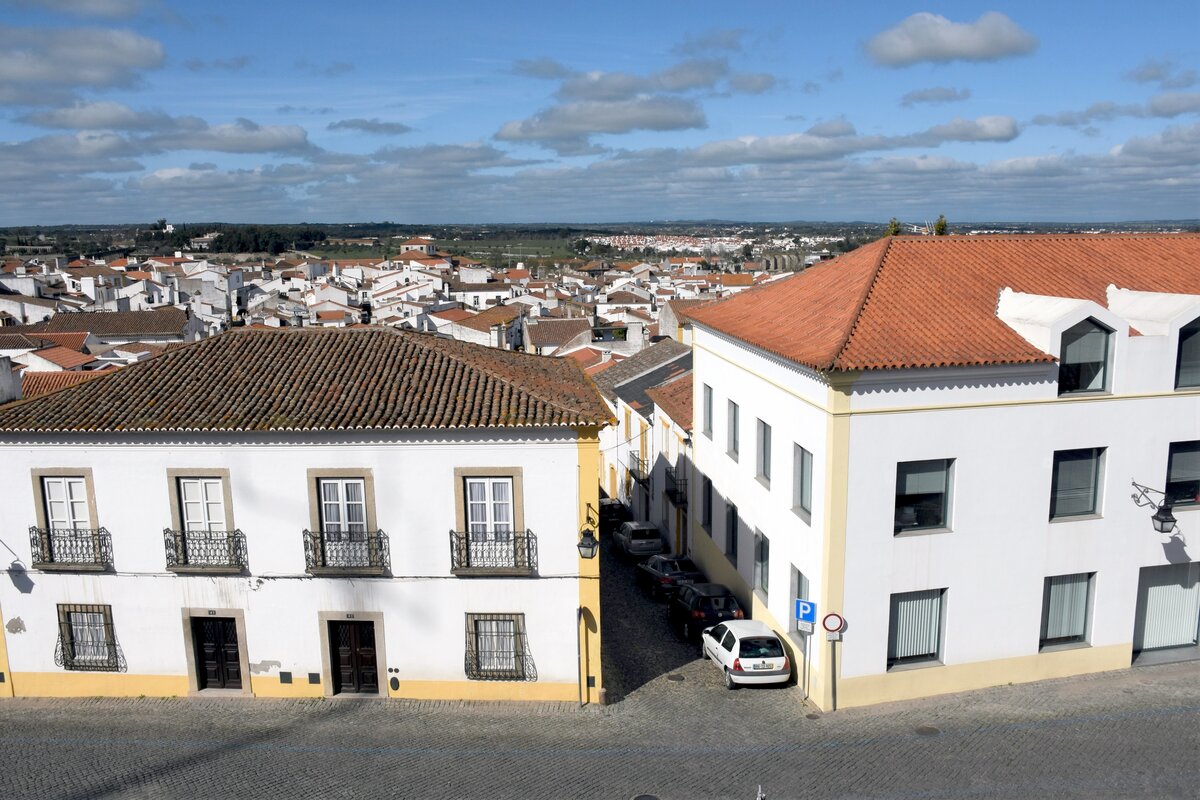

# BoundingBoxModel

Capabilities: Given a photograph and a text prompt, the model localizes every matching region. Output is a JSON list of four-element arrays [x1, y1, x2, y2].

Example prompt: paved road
[[0, 541, 1197, 799]]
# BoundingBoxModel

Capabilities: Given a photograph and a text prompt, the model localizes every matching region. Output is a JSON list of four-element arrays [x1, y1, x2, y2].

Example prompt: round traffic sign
[[822, 612, 844, 633]]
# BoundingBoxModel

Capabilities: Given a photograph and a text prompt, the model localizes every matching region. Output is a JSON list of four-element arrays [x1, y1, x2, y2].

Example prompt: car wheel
[[700, 641, 707, 660], [725, 669, 738, 690]]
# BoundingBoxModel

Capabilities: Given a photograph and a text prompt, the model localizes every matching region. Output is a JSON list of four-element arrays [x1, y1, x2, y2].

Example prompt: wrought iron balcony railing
[[163, 528, 248, 573], [29, 527, 112, 571], [303, 529, 389, 576], [464, 646, 537, 682], [449, 529, 537, 576], [666, 465, 688, 507], [628, 452, 650, 485]]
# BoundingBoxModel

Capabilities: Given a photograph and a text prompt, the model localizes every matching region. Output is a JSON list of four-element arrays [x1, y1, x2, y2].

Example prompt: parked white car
[[700, 620, 790, 689]]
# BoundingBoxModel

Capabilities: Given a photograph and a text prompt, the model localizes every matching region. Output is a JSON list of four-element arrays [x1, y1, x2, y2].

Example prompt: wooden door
[[330, 621, 379, 694], [192, 617, 242, 690]]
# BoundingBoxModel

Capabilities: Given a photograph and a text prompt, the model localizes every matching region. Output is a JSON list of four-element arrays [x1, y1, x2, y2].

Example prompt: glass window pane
[[1177, 319, 1200, 389], [1051, 449, 1101, 518], [1060, 319, 1110, 394], [1166, 441, 1200, 506], [895, 460, 951, 532], [1041, 573, 1091, 645]]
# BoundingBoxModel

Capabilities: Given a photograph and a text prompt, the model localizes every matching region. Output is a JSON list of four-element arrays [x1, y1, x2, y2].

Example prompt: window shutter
[[1042, 574, 1090, 642], [888, 590, 942, 661]]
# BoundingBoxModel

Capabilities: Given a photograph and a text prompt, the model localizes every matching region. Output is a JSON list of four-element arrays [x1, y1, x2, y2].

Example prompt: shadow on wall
[[1162, 533, 1191, 566]]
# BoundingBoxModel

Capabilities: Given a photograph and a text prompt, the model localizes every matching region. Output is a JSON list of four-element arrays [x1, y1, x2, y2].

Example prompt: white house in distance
[[685, 234, 1200, 711], [0, 326, 608, 704]]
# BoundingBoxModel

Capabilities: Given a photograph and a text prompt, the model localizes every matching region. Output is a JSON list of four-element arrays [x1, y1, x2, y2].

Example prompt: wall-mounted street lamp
[[1131, 481, 1178, 535], [577, 528, 599, 559]]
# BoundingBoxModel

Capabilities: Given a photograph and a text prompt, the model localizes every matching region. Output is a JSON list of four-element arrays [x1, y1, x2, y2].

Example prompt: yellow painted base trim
[[394, 680, 579, 702], [836, 643, 1132, 709], [250, 676, 324, 698], [10, 672, 188, 698]]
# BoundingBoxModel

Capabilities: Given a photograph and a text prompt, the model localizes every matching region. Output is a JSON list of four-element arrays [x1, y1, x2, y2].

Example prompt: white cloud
[[149, 119, 316, 155], [900, 86, 971, 107], [673, 28, 745, 55], [19, 100, 203, 131], [1126, 59, 1197, 90], [0, 24, 163, 104], [924, 116, 1019, 142], [328, 118, 413, 135], [728, 73, 776, 94], [866, 12, 1038, 67], [495, 96, 707, 153], [805, 120, 857, 138], [513, 58, 573, 80], [1146, 92, 1200, 118], [0, 0, 145, 17]]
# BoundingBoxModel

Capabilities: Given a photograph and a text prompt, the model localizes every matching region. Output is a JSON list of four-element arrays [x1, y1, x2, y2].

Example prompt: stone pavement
[[0, 539, 1196, 799]]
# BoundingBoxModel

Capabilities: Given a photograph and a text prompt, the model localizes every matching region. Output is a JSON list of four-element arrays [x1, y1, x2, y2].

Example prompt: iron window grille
[[55, 604, 125, 672], [464, 613, 536, 682], [303, 529, 389, 575], [29, 526, 112, 570], [449, 529, 537, 576], [665, 464, 688, 507], [163, 528, 248, 572]]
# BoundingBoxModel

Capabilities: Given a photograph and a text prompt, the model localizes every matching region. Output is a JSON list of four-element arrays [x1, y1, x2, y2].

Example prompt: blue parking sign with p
[[794, 599, 817, 624]]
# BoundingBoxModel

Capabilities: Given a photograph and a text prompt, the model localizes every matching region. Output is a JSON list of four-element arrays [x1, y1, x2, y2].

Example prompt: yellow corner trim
[[394, 680, 579, 702]]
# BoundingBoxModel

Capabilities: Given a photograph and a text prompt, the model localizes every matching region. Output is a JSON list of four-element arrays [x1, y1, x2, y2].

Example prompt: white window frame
[[1049, 448, 1105, 520], [727, 400, 740, 460], [42, 476, 90, 530], [465, 476, 515, 541], [1040, 573, 1094, 649], [894, 459, 954, 534], [887, 589, 945, 669], [793, 444, 813, 518], [178, 477, 226, 533], [756, 419, 772, 484], [702, 384, 713, 438], [1058, 318, 1113, 395], [318, 478, 368, 535]]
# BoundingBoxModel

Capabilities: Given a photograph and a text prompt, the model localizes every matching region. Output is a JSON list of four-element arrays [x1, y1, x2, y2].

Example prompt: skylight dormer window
[[1058, 318, 1113, 395], [1175, 317, 1200, 390]]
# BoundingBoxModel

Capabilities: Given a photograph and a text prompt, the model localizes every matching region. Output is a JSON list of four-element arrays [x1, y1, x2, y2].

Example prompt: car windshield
[[631, 529, 658, 539], [699, 596, 739, 612], [739, 637, 784, 658]]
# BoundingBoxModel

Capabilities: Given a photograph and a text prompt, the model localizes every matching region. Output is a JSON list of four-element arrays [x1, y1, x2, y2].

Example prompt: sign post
[[793, 599, 817, 699], [822, 613, 845, 711]]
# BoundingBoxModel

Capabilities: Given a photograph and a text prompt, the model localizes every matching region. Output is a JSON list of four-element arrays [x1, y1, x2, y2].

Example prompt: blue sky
[[0, 0, 1197, 224]]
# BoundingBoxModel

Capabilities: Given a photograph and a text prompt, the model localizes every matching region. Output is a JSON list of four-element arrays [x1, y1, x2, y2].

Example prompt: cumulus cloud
[[1029, 93, 1200, 128], [728, 73, 776, 94], [924, 115, 1019, 142], [149, 118, 316, 155], [496, 96, 707, 154], [0, 24, 164, 104], [328, 118, 413, 135], [900, 86, 971, 107], [673, 28, 746, 55], [184, 55, 253, 72], [18, 100, 203, 131], [557, 58, 729, 101], [1126, 59, 1197, 90], [866, 12, 1038, 67], [1146, 92, 1200, 118], [513, 58, 573, 80], [0, 0, 145, 17], [277, 104, 333, 115], [805, 120, 857, 138]]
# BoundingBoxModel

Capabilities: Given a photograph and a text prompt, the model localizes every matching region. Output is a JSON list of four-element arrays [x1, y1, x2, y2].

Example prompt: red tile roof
[[32, 346, 96, 370], [687, 234, 1200, 372], [456, 304, 522, 333], [0, 327, 610, 432], [527, 318, 591, 348], [645, 371, 693, 432], [21, 369, 107, 399], [36, 307, 191, 337], [430, 308, 475, 323]]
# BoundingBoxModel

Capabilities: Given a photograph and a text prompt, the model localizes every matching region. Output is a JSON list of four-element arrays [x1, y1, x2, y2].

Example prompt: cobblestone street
[[0, 543, 1197, 799]]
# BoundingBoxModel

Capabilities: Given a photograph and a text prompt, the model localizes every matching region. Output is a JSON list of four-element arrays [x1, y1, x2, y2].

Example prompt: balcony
[[29, 527, 112, 571], [163, 528, 248, 574], [666, 465, 688, 507], [302, 529, 389, 576], [628, 452, 650, 486], [449, 530, 538, 577]]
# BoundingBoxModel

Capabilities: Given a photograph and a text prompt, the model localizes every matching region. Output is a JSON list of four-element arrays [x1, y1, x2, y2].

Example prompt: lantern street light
[[577, 528, 599, 559], [1131, 481, 1178, 535]]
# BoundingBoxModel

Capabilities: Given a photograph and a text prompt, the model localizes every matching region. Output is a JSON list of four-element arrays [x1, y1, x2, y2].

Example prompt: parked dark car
[[666, 582, 745, 640], [635, 554, 705, 600], [611, 521, 666, 561], [598, 498, 629, 534]]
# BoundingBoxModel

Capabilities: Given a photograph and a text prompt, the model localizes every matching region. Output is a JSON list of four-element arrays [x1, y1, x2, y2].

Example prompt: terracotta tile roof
[[604, 291, 650, 305], [527, 318, 591, 348], [430, 308, 475, 323], [687, 234, 1200, 372], [35, 307, 190, 337], [646, 371, 693, 431], [0, 327, 610, 432], [456, 304, 522, 333], [715, 273, 754, 287], [37, 332, 89, 351], [21, 369, 107, 399], [33, 346, 96, 370], [663, 299, 713, 322]]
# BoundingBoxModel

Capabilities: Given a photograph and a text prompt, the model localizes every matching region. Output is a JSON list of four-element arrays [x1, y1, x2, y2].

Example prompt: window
[[887, 589, 944, 668], [43, 476, 90, 530], [1166, 441, 1200, 507], [894, 459, 953, 533], [178, 477, 225, 532], [1058, 318, 1112, 395], [1040, 573, 1094, 648], [1050, 448, 1104, 519], [318, 478, 367, 534], [1176, 318, 1200, 389], [701, 476, 713, 528], [56, 604, 121, 671], [756, 419, 772, 484], [702, 384, 713, 437], [465, 477, 514, 535], [790, 568, 810, 644], [465, 613, 530, 681], [727, 400, 740, 460], [725, 501, 738, 566], [793, 444, 813, 516], [754, 531, 769, 595]]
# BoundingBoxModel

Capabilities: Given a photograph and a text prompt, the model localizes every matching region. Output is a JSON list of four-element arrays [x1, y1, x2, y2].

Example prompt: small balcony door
[[465, 477, 514, 564], [191, 617, 242, 690], [329, 621, 379, 694]]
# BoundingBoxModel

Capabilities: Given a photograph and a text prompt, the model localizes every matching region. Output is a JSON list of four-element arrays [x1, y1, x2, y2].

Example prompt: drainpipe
[[576, 605, 587, 707]]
